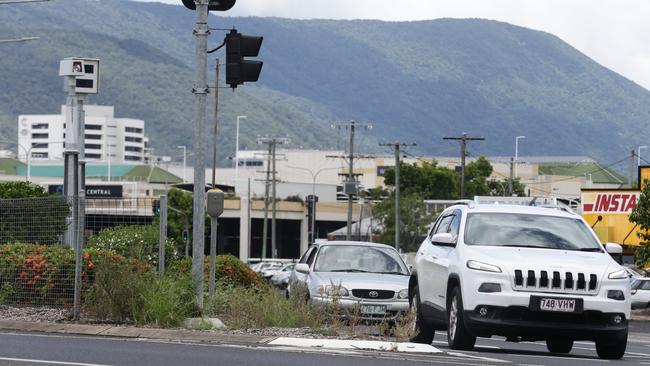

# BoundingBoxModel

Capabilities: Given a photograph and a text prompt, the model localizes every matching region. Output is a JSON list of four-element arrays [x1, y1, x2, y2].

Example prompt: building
[[17, 105, 149, 164]]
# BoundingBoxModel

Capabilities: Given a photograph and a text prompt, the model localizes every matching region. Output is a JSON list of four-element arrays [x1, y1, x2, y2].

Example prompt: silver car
[[288, 241, 410, 320]]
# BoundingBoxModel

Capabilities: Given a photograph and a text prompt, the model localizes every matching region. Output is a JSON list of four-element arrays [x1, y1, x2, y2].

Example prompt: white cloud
[[139, 0, 650, 89]]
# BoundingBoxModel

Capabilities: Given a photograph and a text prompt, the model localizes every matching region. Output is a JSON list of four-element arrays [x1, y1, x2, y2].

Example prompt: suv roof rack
[[471, 196, 576, 214]]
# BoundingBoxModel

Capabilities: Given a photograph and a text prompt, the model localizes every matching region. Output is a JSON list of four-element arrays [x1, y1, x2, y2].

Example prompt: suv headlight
[[397, 289, 408, 299], [608, 269, 628, 280], [322, 285, 349, 297], [467, 260, 502, 273]]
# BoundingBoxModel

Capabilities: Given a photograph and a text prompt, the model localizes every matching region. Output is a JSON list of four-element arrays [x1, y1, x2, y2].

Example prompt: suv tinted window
[[299, 247, 313, 264], [642, 281, 650, 291], [436, 215, 453, 234], [448, 212, 461, 235], [306, 247, 318, 266]]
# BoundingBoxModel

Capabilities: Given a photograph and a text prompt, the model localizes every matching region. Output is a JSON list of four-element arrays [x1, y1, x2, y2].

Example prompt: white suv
[[409, 202, 630, 359]]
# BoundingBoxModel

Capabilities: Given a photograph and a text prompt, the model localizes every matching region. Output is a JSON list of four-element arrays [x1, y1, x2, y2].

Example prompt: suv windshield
[[314, 245, 409, 275], [464, 213, 603, 251]]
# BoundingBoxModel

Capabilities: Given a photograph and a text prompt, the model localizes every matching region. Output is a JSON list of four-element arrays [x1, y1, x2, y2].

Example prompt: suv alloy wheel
[[447, 287, 476, 350]]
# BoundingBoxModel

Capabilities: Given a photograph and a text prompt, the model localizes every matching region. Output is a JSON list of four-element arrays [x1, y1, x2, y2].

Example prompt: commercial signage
[[48, 184, 123, 198], [582, 192, 639, 214]]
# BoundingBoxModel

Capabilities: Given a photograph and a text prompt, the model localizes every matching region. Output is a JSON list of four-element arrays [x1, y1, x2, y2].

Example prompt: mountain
[[1, 0, 649, 166]]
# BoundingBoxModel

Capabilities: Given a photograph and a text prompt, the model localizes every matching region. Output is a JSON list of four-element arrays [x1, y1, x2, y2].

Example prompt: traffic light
[[152, 199, 160, 215], [225, 29, 263, 88], [182, 229, 189, 243], [181, 0, 235, 11]]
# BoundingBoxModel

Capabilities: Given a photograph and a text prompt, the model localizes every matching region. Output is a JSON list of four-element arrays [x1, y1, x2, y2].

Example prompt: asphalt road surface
[[0, 322, 649, 366]]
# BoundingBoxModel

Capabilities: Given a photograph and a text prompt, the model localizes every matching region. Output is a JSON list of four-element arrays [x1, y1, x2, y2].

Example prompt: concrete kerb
[[0, 320, 272, 345]]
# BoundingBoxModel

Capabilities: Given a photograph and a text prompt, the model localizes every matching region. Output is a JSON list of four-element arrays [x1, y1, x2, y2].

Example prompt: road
[[0, 322, 649, 366]]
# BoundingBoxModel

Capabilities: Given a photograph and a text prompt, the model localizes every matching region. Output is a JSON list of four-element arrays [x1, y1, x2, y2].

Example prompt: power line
[[443, 133, 485, 199]]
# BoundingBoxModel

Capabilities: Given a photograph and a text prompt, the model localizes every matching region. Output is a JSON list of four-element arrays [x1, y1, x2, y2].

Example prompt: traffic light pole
[[191, 0, 209, 310]]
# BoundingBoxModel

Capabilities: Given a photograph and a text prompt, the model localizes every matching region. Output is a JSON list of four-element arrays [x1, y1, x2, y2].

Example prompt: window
[[464, 213, 602, 251], [448, 212, 461, 236], [32, 123, 48, 130], [125, 146, 142, 152], [31, 152, 48, 158], [299, 247, 314, 264], [125, 127, 143, 134], [306, 248, 319, 266], [125, 136, 142, 143], [85, 124, 102, 130], [124, 155, 141, 161], [86, 134, 102, 140], [31, 133, 48, 139], [86, 153, 101, 159], [435, 215, 453, 235], [85, 144, 102, 150], [31, 142, 47, 148]]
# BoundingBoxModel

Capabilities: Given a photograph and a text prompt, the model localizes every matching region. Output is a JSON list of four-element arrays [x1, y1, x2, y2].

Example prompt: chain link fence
[[0, 195, 166, 308]]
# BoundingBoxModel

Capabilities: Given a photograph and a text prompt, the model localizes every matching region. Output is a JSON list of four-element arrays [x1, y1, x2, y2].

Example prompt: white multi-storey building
[[17, 105, 148, 164]]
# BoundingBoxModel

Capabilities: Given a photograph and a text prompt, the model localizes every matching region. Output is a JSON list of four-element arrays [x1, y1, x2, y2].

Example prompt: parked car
[[410, 202, 630, 359], [287, 241, 410, 320], [631, 278, 650, 309], [623, 265, 647, 282], [270, 263, 296, 289], [260, 262, 285, 279]]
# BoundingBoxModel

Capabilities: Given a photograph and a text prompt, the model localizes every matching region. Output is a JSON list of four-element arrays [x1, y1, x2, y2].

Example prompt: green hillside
[[1, 0, 650, 165]]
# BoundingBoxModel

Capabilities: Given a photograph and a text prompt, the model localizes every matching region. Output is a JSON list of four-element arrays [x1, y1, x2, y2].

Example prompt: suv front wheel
[[409, 285, 435, 344], [595, 330, 627, 359], [447, 287, 476, 350]]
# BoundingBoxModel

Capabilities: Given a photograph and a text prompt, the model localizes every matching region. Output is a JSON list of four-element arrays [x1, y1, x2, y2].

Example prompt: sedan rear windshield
[[314, 245, 409, 275], [464, 213, 602, 251]]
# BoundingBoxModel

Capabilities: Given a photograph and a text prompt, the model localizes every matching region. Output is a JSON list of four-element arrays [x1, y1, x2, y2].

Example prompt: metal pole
[[247, 177, 252, 256], [460, 134, 466, 199], [209, 217, 217, 297], [63, 76, 78, 248], [159, 195, 167, 276], [72, 190, 83, 320], [211, 60, 220, 189], [509, 157, 514, 196], [629, 150, 635, 188], [235, 115, 246, 180], [262, 143, 271, 259], [346, 121, 355, 240], [311, 175, 316, 243], [191, 0, 209, 310], [394, 144, 400, 251], [271, 140, 277, 258]]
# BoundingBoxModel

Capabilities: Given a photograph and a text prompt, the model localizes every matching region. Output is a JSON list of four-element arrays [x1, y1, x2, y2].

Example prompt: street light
[[0, 37, 39, 43], [515, 136, 526, 178], [638, 145, 648, 167], [235, 115, 247, 180], [286, 165, 341, 243], [177, 145, 187, 183]]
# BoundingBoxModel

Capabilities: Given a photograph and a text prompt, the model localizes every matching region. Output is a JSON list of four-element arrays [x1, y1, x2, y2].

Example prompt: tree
[[382, 161, 458, 199], [629, 180, 650, 267], [373, 192, 434, 252], [0, 181, 70, 245], [165, 188, 194, 254], [464, 156, 493, 197]]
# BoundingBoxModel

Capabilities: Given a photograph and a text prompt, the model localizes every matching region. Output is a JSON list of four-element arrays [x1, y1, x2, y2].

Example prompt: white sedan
[[631, 278, 650, 309]]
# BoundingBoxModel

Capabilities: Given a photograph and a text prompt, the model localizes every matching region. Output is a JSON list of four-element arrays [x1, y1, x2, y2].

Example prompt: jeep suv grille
[[513, 269, 598, 294]]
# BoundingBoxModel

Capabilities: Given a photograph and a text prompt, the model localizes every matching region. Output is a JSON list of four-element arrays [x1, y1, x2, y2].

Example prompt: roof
[[312, 240, 394, 249], [537, 162, 625, 184], [12, 163, 181, 184], [451, 203, 580, 219], [0, 158, 25, 176]]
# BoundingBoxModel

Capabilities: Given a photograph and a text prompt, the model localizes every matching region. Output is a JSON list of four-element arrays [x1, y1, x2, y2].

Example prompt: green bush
[[136, 272, 197, 327], [87, 225, 178, 267], [168, 254, 262, 289], [0, 243, 98, 306]]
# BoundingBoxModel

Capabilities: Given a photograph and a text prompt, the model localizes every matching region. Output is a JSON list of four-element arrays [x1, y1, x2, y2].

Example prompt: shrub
[[135, 271, 197, 327], [168, 254, 262, 289], [87, 225, 178, 267], [0, 243, 97, 306]]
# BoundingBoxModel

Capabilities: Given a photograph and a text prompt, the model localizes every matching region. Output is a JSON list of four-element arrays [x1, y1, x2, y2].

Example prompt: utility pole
[[332, 121, 372, 240], [262, 143, 271, 258], [379, 142, 416, 252], [629, 150, 636, 188], [211, 59, 220, 189], [443, 133, 485, 199], [509, 157, 514, 196], [257, 136, 289, 258], [191, 0, 209, 310]]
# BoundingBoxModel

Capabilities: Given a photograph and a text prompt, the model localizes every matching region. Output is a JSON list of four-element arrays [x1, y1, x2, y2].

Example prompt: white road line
[[445, 351, 510, 363], [506, 353, 608, 363], [0, 357, 112, 366]]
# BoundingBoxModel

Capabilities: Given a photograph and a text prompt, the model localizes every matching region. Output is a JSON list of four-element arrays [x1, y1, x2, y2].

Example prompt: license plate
[[539, 298, 576, 312], [361, 305, 387, 314]]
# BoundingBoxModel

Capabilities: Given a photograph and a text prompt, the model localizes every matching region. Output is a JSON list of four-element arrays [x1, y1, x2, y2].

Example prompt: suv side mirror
[[295, 263, 310, 274], [431, 232, 456, 247], [605, 243, 623, 264]]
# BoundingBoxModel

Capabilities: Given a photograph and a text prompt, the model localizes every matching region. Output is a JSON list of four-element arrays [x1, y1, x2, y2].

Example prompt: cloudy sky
[[137, 0, 650, 90]]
